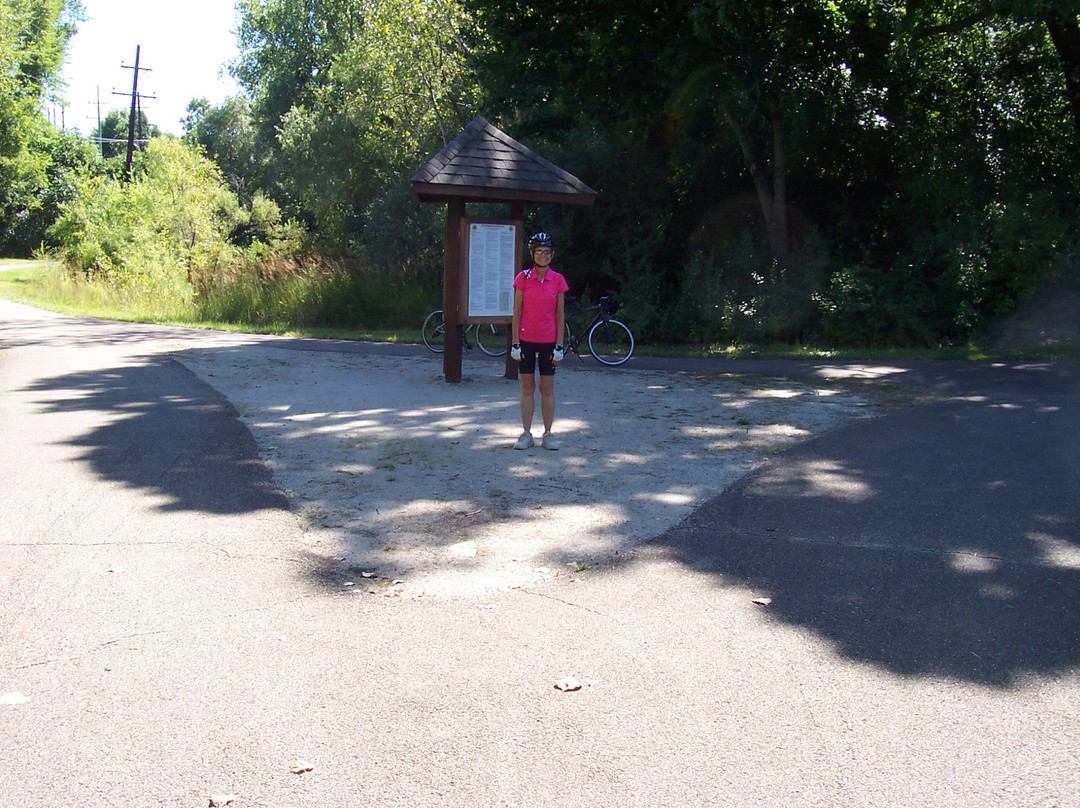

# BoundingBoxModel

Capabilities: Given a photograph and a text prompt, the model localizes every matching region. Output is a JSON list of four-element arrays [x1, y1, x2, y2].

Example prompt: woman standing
[[510, 232, 568, 450]]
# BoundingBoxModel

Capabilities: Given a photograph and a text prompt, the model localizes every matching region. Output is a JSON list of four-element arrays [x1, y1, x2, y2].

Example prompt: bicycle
[[563, 294, 634, 366], [421, 309, 507, 357]]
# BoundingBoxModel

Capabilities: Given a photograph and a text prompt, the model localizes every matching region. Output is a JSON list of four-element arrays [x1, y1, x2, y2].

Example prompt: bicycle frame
[[564, 304, 601, 361], [563, 295, 634, 366]]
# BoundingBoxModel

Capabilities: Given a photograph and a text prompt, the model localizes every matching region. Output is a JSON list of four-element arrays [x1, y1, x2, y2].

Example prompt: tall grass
[[193, 255, 438, 331], [0, 260, 190, 322], [0, 256, 440, 336]]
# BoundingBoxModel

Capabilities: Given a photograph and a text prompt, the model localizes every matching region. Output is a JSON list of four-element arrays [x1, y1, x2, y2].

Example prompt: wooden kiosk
[[411, 116, 596, 383]]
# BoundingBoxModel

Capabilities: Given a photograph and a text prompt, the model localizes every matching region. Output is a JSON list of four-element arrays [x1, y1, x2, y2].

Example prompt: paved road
[[659, 358, 1080, 686], [1, 300, 1078, 806]]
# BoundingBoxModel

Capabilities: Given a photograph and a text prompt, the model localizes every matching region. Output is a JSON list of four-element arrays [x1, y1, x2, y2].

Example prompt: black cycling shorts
[[520, 341, 556, 376]]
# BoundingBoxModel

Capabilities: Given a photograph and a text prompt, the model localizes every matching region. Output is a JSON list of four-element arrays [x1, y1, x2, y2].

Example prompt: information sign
[[464, 221, 519, 320]]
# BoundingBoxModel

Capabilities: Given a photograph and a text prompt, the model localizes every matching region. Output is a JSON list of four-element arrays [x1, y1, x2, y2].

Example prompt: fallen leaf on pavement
[[752, 597, 772, 606], [554, 678, 583, 692]]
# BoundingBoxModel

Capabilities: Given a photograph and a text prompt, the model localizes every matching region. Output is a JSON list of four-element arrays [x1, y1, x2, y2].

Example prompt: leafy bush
[[817, 254, 976, 349], [50, 137, 302, 314]]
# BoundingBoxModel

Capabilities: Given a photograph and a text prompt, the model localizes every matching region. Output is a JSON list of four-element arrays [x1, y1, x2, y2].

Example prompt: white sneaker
[[513, 432, 534, 450], [541, 432, 559, 451]]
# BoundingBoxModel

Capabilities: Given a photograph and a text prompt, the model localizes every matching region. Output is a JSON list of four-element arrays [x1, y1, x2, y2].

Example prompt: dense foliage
[[50, 138, 290, 290], [463, 0, 1080, 346], [228, 0, 478, 254], [0, 0, 82, 254], [5, 0, 1080, 347]]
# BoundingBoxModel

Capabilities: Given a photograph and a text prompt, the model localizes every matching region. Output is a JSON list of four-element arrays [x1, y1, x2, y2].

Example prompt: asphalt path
[[1, 300, 1078, 806]]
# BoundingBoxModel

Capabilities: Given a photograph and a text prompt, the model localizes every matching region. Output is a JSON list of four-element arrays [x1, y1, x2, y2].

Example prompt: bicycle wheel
[[422, 309, 446, 353], [474, 323, 507, 357], [587, 318, 634, 366]]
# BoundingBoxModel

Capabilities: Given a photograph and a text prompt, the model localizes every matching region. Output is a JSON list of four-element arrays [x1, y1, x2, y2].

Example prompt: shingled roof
[[412, 116, 596, 205]]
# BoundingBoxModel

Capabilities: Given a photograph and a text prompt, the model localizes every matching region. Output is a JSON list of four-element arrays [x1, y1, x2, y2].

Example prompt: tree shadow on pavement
[[20, 356, 288, 515], [647, 362, 1080, 687]]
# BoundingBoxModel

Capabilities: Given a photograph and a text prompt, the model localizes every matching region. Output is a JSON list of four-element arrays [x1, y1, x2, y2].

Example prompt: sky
[[56, 0, 244, 136]]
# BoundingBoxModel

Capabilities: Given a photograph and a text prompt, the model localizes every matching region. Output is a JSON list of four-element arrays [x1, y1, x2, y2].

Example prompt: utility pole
[[95, 87, 102, 155], [117, 45, 154, 180]]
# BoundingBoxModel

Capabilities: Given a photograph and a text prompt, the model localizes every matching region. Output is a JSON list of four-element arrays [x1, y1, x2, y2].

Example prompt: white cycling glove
[[510, 343, 522, 361], [553, 344, 565, 362]]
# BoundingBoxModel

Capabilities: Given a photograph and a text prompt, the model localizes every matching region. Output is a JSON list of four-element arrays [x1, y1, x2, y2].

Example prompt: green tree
[[2, 126, 100, 254], [466, 0, 851, 333], [234, 0, 480, 251], [465, 0, 1080, 345], [234, 0, 363, 140], [903, 1, 1080, 131], [682, 1, 855, 268], [0, 0, 82, 255], [183, 95, 264, 200]]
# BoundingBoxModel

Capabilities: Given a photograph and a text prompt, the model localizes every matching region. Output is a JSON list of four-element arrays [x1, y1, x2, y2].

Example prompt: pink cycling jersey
[[514, 267, 568, 343]]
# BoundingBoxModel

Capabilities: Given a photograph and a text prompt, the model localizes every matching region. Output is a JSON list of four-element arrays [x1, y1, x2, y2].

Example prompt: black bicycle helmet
[[528, 232, 554, 249]]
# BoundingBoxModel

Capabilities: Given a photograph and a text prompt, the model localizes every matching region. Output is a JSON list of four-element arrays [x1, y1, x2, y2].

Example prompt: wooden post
[[504, 202, 525, 380], [442, 197, 465, 383]]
